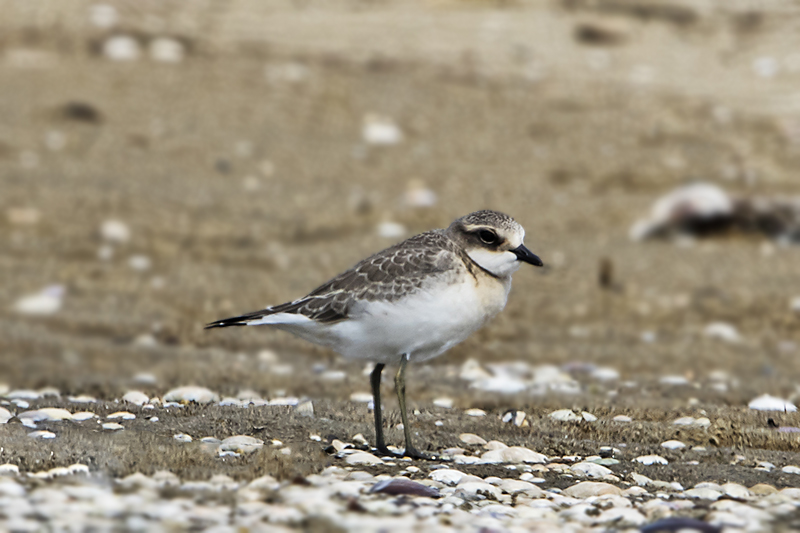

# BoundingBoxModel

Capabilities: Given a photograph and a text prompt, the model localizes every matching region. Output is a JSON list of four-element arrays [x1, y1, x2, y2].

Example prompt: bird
[[206, 210, 543, 460]]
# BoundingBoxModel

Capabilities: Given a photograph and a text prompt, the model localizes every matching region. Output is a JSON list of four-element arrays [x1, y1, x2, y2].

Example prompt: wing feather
[[205, 231, 461, 328]]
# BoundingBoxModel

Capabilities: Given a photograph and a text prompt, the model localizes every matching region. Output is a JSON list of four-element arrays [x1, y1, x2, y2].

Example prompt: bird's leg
[[395, 354, 436, 460], [370, 363, 394, 456]]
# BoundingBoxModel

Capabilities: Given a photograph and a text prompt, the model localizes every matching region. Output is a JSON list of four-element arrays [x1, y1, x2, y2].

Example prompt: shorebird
[[206, 210, 543, 459]]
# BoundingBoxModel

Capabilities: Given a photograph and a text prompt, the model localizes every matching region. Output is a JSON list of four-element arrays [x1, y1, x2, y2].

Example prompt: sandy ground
[[2, 0, 800, 530]]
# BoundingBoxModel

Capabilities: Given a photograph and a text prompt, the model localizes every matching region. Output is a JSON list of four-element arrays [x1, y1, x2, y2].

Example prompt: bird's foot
[[401, 446, 438, 461]]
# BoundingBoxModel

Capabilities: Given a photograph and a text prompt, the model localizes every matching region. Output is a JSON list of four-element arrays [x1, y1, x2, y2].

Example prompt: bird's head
[[447, 210, 543, 278]]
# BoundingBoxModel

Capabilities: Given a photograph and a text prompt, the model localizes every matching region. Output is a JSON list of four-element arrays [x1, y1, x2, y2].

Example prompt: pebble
[[14, 285, 64, 315], [0, 464, 20, 475], [748, 394, 797, 412], [345, 452, 383, 466], [0, 407, 11, 424], [28, 430, 56, 439], [661, 440, 686, 450], [672, 416, 711, 427], [569, 462, 613, 478], [128, 255, 151, 271], [704, 322, 741, 343], [376, 221, 406, 239], [459, 433, 486, 446], [370, 478, 439, 497], [635, 455, 668, 465], [481, 447, 547, 465], [612, 415, 632, 422], [498, 479, 543, 497], [429, 469, 464, 486], [71, 412, 96, 421], [362, 114, 404, 145], [219, 436, 264, 454], [122, 391, 149, 405], [19, 408, 73, 423], [659, 375, 690, 386], [549, 409, 582, 422], [103, 35, 141, 61], [591, 367, 620, 381], [102, 423, 124, 431], [107, 411, 135, 420], [781, 465, 800, 474], [563, 481, 622, 498], [685, 487, 722, 500], [433, 397, 453, 409], [164, 386, 219, 404], [349, 392, 373, 403], [295, 400, 314, 417], [100, 219, 130, 243], [464, 408, 486, 417], [173, 434, 192, 443]]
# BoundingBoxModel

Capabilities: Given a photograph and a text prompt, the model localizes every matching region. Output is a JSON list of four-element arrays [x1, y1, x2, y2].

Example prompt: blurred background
[[2, 0, 800, 409]]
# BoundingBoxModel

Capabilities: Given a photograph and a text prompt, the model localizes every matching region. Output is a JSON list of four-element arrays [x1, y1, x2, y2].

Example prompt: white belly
[[303, 276, 511, 364]]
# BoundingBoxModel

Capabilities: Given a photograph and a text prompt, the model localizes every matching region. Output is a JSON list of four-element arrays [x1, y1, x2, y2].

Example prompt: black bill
[[511, 244, 543, 267]]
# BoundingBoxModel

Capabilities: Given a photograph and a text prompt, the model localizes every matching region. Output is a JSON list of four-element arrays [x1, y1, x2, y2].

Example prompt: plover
[[207, 210, 542, 459]]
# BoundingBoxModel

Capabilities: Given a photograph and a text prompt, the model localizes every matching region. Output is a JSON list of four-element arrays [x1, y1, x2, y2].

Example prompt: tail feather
[[205, 309, 273, 329]]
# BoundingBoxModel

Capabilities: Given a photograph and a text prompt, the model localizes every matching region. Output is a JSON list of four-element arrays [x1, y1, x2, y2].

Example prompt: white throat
[[466, 249, 521, 278]]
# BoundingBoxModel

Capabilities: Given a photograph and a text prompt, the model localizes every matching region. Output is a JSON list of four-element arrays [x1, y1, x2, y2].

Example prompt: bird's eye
[[478, 230, 497, 245]]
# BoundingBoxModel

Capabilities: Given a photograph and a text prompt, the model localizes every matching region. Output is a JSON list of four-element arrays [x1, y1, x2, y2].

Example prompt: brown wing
[[205, 231, 460, 328]]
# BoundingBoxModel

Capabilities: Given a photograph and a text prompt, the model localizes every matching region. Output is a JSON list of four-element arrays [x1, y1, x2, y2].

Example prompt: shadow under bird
[[206, 210, 543, 460]]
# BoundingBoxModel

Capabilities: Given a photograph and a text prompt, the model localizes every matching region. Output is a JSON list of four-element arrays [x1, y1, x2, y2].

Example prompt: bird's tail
[[205, 309, 275, 329]]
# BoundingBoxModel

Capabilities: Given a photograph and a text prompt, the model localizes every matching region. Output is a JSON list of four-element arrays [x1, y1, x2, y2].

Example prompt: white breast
[[317, 275, 511, 364]]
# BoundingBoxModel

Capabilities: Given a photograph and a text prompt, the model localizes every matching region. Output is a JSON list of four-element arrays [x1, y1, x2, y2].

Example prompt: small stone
[[295, 400, 314, 417], [570, 462, 613, 478], [433, 397, 453, 409], [173, 433, 192, 443], [128, 255, 151, 271], [499, 479, 544, 497], [459, 433, 487, 446], [122, 391, 149, 405], [0, 464, 20, 475], [370, 478, 439, 497], [482, 447, 547, 465], [18, 408, 73, 423], [749, 483, 777, 495], [103, 35, 141, 61], [107, 411, 135, 420], [219, 436, 264, 454], [581, 411, 597, 422], [102, 423, 123, 431], [659, 375, 690, 386], [28, 430, 56, 439], [756, 461, 775, 472], [591, 367, 620, 381], [456, 481, 502, 501], [704, 322, 741, 343], [613, 415, 632, 423], [685, 487, 722, 500], [164, 386, 219, 404], [376, 221, 405, 239], [100, 219, 130, 242], [0, 407, 11, 424], [465, 408, 486, 417], [549, 409, 582, 422], [721, 483, 751, 499], [349, 392, 373, 403], [748, 394, 797, 412], [345, 452, 383, 466], [782, 465, 800, 474], [661, 440, 686, 450], [71, 412, 95, 421], [429, 469, 464, 485], [14, 285, 64, 315], [635, 455, 668, 465], [362, 114, 403, 145]]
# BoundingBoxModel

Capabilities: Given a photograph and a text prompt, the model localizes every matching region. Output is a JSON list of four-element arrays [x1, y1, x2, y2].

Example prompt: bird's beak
[[511, 244, 543, 267]]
